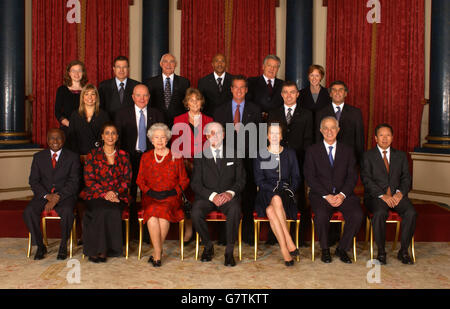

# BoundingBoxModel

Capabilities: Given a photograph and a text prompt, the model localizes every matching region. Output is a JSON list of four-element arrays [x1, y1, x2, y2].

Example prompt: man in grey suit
[[191, 122, 246, 267], [361, 123, 417, 265]]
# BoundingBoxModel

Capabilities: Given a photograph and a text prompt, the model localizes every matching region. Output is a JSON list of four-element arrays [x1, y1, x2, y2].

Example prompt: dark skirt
[[255, 189, 298, 220], [82, 198, 124, 257]]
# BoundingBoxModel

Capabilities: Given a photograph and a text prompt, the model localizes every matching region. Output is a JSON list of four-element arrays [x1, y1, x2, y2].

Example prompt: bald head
[[47, 128, 65, 152], [132, 84, 150, 109], [212, 53, 227, 75]]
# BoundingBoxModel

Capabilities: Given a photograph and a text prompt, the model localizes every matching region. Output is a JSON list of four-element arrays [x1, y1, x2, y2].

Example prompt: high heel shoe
[[289, 248, 300, 257], [284, 259, 294, 267], [183, 234, 194, 245], [148, 255, 162, 267]]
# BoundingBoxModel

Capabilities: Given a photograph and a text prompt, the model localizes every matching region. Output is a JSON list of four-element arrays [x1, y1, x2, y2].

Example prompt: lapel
[[320, 143, 333, 171], [204, 147, 220, 177], [373, 147, 389, 176], [110, 79, 121, 104], [242, 103, 250, 124], [278, 106, 288, 126], [170, 75, 179, 106]]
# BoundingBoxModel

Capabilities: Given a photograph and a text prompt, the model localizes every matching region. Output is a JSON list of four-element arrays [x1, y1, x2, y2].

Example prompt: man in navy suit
[[145, 53, 190, 127], [304, 116, 363, 263], [98, 55, 140, 120], [23, 129, 80, 260], [361, 123, 417, 265], [198, 53, 233, 117]]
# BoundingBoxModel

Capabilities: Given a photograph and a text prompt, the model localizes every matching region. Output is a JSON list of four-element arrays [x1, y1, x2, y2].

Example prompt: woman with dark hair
[[253, 123, 301, 266], [55, 60, 88, 136], [171, 88, 212, 243], [67, 84, 110, 162], [80, 122, 131, 263]]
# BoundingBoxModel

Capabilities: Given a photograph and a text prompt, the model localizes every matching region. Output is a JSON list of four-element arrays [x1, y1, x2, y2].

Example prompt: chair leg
[[69, 218, 76, 258], [370, 222, 374, 260], [42, 217, 48, 247], [137, 219, 143, 260], [69, 230, 73, 258], [254, 219, 258, 261], [295, 219, 300, 262], [340, 221, 345, 239], [364, 217, 370, 250], [195, 232, 200, 260], [311, 218, 315, 261], [238, 219, 242, 261], [125, 219, 129, 259], [393, 221, 400, 251], [411, 235, 416, 263], [353, 236, 357, 262], [27, 232, 32, 258], [179, 220, 184, 261]]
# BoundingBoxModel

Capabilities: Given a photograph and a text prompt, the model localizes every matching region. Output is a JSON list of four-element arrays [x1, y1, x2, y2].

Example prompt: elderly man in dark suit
[[23, 128, 80, 260], [191, 122, 246, 267], [304, 116, 363, 264], [198, 53, 234, 117], [315, 80, 364, 165], [268, 81, 313, 246], [247, 54, 284, 120], [115, 84, 164, 240], [361, 123, 417, 265], [145, 53, 190, 127], [98, 55, 140, 120]]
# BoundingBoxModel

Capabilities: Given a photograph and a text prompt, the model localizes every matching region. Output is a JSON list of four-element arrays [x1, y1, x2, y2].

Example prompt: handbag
[[179, 185, 192, 216]]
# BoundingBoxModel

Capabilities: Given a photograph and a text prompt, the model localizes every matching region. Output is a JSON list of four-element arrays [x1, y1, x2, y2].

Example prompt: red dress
[[136, 150, 189, 223]]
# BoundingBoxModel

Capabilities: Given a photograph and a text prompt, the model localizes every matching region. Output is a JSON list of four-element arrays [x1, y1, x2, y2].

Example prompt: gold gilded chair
[[311, 211, 357, 262], [253, 211, 301, 261], [195, 211, 242, 261]]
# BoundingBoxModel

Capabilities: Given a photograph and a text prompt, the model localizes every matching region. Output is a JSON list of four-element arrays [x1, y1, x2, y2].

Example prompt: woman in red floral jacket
[[137, 123, 189, 267], [80, 122, 131, 263]]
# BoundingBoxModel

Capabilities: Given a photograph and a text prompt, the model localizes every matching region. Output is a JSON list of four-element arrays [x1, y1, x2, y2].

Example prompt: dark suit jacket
[[198, 72, 233, 117], [246, 75, 284, 114], [299, 86, 331, 113], [98, 78, 140, 120], [114, 105, 165, 156], [191, 146, 246, 202], [267, 105, 313, 167], [315, 103, 365, 163], [29, 148, 80, 202], [303, 142, 358, 199], [361, 147, 411, 199], [145, 74, 190, 127], [213, 100, 262, 158]]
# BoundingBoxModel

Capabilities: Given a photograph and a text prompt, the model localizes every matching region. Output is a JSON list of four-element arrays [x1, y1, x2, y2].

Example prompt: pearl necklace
[[104, 149, 116, 157], [154, 149, 168, 163]]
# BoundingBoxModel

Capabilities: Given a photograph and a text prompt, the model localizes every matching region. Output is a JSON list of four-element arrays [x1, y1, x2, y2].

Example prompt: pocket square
[[226, 162, 234, 166]]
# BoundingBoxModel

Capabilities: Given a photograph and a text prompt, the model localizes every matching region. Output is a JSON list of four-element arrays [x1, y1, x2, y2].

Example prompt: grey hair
[[204, 121, 224, 135], [160, 53, 177, 63], [320, 116, 340, 130], [147, 123, 172, 141], [263, 54, 281, 67]]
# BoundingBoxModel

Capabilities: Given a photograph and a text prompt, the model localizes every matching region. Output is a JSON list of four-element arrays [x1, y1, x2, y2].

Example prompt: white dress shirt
[[115, 77, 127, 90], [284, 104, 297, 117], [322, 141, 346, 199], [208, 145, 235, 202], [332, 102, 345, 114], [134, 105, 148, 151], [162, 73, 174, 94], [263, 74, 275, 87]]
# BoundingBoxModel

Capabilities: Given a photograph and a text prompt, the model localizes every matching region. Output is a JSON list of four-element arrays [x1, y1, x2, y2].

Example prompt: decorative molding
[[177, 0, 280, 10]]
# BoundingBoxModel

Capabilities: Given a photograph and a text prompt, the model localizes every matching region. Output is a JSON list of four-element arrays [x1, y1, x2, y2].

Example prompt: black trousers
[[366, 197, 417, 252], [310, 194, 363, 251], [191, 198, 241, 255], [23, 197, 76, 248]]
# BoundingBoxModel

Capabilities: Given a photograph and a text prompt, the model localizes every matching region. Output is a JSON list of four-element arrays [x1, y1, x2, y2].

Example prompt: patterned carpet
[[0, 238, 449, 289]]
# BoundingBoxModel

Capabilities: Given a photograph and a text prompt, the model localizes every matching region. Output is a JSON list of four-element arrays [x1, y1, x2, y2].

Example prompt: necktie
[[119, 82, 125, 104], [217, 77, 223, 93], [52, 153, 57, 168], [164, 77, 171, 109], [286, 107, 293, 125], [267, 79, 273, 97], [328, 146, 334, 167], [383, 150, 392, 196], [335, 106, 342, 121], [138, 109, 147, 152], [215, 148, 221, 167], [234, 103, 241, 132]]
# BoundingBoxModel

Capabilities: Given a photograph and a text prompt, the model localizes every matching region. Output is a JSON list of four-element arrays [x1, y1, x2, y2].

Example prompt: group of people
[[23, 52, 417, 268]]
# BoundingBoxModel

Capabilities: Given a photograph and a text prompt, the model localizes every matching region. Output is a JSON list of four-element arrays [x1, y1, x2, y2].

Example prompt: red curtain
[[373, 0, 424, 153], [228, 0, 276, 77], [32, 0, 78, 145], [32, 0, 129, 146], [326, 0, 424, 153], [180, 0, 225, 88], [180, 0, 276, 85]]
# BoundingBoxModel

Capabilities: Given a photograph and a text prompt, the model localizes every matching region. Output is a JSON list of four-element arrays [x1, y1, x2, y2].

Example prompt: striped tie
[[164, 77, 171, 109]]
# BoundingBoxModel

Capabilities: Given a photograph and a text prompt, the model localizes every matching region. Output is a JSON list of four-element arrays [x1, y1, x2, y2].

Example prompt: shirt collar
[[263, 75, 275, 85], [50, 149, 62, 158], [323, 140, 337, 149], [332, 102, 345, 111], [163, 73, 174, 81], [284, 104, 296, 113], [134, 105, 147, 113], [377, 145, 391, 156], [214, 72, 226, 80], [115, 77, 127, 88]]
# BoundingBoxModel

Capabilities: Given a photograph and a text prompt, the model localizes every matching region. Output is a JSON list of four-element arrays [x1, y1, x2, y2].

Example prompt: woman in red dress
[[171, 88, 212, 243], [137, 123, 189, 267]]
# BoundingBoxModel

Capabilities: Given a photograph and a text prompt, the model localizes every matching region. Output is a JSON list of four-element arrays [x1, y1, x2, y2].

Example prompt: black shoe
[[57, 246, 67, 260], [335, 248, 352, 264], [397, 250, 413, 265], [224, 253, 236, 267], [289, 248, 300, 258], [98, 257, 107, 263], [34, 246, 47, 260], [217, 240, 227, 246], [148, 256, 161, 267], [88, 256, 100, 263], [183, 235, 194, 245], [201, 246, 214, 262], [376, 251, 387, 265], [321, 249, 332, 263], [284, 259, 294, 267]]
